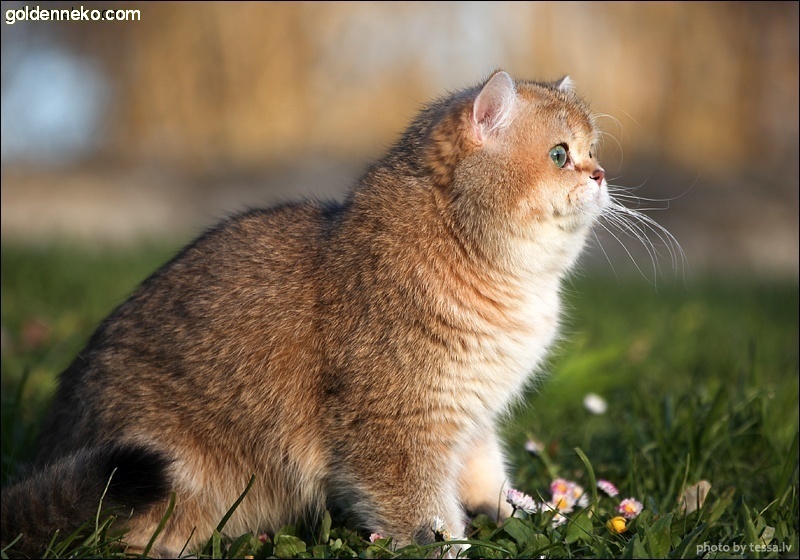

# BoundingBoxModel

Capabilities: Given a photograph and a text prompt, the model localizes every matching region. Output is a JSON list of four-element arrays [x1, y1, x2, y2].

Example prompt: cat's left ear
[[471, 71, 517, 143], [555, 75, 574, 93]]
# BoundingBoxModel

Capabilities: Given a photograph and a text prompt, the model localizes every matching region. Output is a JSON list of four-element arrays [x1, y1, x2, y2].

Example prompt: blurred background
[[2, 5, 798, 539], [1, 1, 798, 278]]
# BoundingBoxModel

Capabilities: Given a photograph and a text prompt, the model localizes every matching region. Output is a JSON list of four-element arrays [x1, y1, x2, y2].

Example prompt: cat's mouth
[[573, 177, 607, 203], [567, 179, 608, 215], [549, 180, 608, 232]]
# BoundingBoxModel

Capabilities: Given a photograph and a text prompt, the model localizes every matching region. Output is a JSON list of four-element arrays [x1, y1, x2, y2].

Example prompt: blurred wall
[[2, 1, 798, 276]]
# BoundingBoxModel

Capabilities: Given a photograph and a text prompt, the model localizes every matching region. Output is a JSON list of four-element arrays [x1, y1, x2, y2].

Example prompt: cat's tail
[[1, 443, 172, 558]]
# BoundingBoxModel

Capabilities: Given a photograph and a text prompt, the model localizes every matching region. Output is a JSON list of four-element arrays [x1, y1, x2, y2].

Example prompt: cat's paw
[[434, 541, 470, 559]]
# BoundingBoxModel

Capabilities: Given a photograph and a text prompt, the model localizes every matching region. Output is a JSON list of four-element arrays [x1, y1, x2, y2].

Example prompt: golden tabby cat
[[1, 70, 608, 556]]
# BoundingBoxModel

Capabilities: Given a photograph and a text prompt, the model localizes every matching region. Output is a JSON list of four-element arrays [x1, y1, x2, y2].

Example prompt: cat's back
[[37, 201, 341, 463]]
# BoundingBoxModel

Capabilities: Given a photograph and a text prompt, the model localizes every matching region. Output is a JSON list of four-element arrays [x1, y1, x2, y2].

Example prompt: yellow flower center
[[607, 516, 627, 534]]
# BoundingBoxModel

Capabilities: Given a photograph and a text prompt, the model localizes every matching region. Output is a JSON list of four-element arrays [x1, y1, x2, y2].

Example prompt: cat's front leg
[[458, 428, 513, 522], [332, 447, 467, 550]]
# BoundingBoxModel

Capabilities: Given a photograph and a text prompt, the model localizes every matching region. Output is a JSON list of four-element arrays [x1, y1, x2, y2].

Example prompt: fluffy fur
[[1, 70, 608, 557]]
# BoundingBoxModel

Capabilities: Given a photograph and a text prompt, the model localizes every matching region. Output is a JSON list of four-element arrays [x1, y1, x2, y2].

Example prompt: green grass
[[1, 242, 798, 558]]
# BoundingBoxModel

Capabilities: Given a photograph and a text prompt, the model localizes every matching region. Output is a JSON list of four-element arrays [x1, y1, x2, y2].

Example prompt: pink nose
[[591, 167, 605, 186]]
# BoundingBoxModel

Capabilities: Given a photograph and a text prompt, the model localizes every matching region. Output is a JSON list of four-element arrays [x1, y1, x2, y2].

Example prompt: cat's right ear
[[471, 71, 517, 144]]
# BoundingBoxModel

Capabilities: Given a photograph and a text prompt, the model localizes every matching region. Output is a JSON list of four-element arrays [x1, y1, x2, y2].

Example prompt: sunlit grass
[[1, 243, 797, 558]]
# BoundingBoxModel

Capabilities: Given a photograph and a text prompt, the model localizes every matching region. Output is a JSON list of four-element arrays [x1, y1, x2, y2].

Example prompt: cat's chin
[[563, 189, 609, 232], [554, 215, 596, 235], [550, 203, 606, 234]]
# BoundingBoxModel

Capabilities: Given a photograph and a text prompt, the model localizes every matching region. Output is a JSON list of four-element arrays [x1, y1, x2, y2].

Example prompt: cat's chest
[[437, 277, 562, 415]]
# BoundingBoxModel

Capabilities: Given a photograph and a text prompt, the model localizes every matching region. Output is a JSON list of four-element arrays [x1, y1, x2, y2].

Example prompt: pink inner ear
[[471, 71, 517, 143]]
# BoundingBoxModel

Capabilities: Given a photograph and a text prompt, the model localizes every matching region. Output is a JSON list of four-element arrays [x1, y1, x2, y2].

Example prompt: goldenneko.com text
[[5, 5, 140, 25]]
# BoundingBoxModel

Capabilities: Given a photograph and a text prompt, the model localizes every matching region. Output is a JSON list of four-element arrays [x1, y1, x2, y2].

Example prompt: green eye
[[549, 145, 568, 168]]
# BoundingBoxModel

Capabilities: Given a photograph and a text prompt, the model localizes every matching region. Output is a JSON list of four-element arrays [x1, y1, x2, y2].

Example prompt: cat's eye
[[549, 145, 568, 168]]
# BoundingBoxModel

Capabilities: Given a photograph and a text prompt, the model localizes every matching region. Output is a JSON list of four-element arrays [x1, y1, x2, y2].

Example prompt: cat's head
[[423, 71, 608, 257]]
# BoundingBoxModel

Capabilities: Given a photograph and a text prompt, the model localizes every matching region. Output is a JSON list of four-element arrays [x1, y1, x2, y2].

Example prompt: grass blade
[[142, 491, 176, 557], [574, 447, 599, 511], [215, 474, 256, 534]]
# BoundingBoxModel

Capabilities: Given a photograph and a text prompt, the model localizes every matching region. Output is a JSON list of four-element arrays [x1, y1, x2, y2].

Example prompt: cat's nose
[[590, 167, 606, 186]]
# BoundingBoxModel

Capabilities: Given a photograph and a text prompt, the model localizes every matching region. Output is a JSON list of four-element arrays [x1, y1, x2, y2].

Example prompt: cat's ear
[[471, 71, 517, 143], [555, 75, 574, 93]]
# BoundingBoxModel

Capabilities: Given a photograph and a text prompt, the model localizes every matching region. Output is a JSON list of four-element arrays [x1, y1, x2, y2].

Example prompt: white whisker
[[591, 228, 620, 281], [592, 185, 687, 285], [593, 219, 656, 282], [604, 208, 661, 277], [589, 110, 686, 284]]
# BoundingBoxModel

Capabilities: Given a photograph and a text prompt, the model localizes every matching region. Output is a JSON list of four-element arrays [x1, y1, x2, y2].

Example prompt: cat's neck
[[339, 168, 579, 325]]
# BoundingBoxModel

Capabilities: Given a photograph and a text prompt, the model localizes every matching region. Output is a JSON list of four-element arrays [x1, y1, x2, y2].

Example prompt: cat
[[1, 70, 609, 557]]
